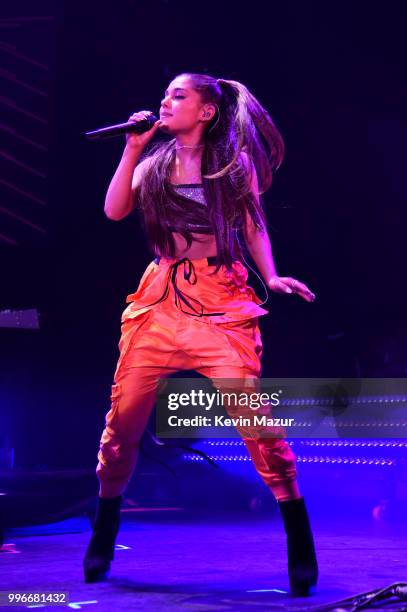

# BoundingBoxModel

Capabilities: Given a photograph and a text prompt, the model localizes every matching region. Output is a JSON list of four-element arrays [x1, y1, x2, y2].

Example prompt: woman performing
[[83, 73, 318, 595]]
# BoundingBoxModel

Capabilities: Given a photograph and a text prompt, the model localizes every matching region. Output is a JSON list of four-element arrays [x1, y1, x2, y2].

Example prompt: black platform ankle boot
[[83, 495, 122, 583], [278, 496, 318, 596]]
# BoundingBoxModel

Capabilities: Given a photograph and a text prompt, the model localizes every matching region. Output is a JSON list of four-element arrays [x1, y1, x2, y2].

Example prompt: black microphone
[[85, 113, 158, 140]]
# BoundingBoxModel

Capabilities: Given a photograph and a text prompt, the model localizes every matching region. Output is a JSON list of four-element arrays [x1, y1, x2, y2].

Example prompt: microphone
[[85, 113, 158, 140]]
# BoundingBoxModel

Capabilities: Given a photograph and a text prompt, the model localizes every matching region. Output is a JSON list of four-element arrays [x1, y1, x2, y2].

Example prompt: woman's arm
[[244, 208, 281, 287], [242, 153, 316, 303], [104, 110, 161, 221], [104, 145, 143, 221]]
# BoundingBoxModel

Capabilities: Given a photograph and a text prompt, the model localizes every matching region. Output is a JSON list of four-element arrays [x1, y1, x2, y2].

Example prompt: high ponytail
[[204, 78, 285, 193]]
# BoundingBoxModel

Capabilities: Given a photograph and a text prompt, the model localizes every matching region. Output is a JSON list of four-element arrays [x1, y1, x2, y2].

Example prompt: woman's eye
[[174, 95, 185, 99]]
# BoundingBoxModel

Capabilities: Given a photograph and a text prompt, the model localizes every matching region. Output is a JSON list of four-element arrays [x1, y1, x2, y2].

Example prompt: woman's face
[[159, 76, 210, 134]]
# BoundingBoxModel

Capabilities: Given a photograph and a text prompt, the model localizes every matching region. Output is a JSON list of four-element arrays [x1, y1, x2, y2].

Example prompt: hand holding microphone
[[85, 110, 162, 151], [125, 110, 162, 151]]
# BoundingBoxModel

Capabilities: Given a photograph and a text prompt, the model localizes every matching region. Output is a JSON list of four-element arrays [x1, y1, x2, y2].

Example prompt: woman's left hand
[[268, 275, 316, 303]]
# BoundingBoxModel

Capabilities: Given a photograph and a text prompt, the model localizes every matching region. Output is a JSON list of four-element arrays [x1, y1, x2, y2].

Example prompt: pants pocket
[[210, 317, 262, 376], [110, 382, 121, 403], [125, 261, 158, 303], [115, 310, 153, 375], [220, 317, 263, 375]]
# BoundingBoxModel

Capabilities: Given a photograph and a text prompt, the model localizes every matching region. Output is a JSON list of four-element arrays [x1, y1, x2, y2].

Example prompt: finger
[[140, 110, 154, 120], [128, 111, 152, 121], [272, 277, 294, 293], [282, 277, 302, 292], [283, 277, 316, 301], [279, 276, 316, 302], [296, 286, 317, 302], [297, 281, 312, 294], [294, 282, 311, 295], [304, 288, 316, 301], [270, 278, 293, 294], [298, 290, 316, 303], [296, 283, 316, 301], [282, 282, 293, 294]]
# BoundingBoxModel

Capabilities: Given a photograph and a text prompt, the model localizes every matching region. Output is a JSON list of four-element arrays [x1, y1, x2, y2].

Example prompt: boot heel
[[83, 495, 122, 583], [278, 496, 318, 596]]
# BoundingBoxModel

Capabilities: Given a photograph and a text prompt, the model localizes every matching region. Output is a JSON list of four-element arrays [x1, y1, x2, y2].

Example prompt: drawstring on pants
[[143, 256, 226, 317]]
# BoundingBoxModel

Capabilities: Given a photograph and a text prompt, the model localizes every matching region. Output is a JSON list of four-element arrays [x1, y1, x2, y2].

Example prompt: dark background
[[1, 0, 406, 470]]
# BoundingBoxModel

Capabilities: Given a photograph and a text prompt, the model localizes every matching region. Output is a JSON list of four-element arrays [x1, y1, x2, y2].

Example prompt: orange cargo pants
[[96, 255, 299, 501]]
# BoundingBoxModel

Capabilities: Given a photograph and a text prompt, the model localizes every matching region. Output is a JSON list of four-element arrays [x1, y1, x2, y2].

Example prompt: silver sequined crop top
[[172, 183, 207, 205], [169, 183, 214, 234]]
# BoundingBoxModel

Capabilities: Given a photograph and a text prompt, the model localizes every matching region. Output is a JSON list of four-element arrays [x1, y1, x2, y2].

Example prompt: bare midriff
[[170, 231, 218, 259]]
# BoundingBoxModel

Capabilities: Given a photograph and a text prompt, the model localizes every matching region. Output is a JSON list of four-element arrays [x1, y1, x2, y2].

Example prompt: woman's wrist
[[123, 143, 144, 162]]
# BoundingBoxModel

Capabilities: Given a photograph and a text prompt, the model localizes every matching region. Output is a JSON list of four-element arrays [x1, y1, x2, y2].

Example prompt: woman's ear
[[201, 104, 216, 121]]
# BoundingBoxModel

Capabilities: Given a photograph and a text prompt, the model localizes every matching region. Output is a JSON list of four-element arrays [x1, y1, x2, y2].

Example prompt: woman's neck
[[171, 145, 203, 184], [174, 135, 203, 164], [175, 147, 203, 164], [175, 136, 204, 158]]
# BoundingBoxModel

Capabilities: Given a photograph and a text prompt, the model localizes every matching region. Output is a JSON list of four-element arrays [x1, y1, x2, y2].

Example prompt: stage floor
[[1, 512, 407, 611]]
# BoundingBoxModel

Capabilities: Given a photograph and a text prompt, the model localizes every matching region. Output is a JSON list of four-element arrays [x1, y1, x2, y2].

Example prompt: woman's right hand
[[125, 110, 162, 151]]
